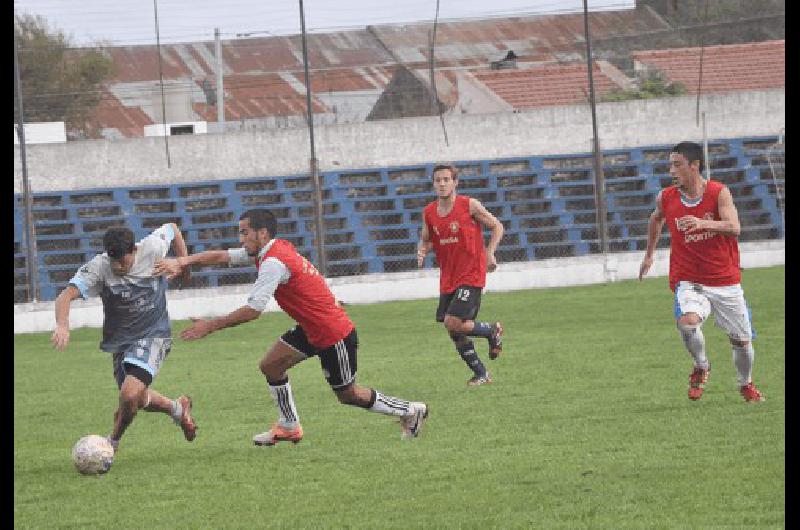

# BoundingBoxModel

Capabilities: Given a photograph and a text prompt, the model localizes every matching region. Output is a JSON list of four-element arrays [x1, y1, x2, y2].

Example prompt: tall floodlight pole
[[582, 0, 609, 261], [14, 26, 39, 302], [299, 0, 327, 275]]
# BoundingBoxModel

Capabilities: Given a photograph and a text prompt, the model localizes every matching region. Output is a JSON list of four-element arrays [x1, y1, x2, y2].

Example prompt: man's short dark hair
[[432, 163, 458, 180], [671, 141, 705, 173], [103, 227, 135, 260], [240, 209, 277, 238]]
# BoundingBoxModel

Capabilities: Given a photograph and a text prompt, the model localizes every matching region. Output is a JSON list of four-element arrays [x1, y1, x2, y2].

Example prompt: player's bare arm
[[639, 191, 666, 280], [51, 284, 81, 350], [417, 222, 432, 267], [168, 223, 192, 287], [180, 305, 262, 340], [678, 186, 741, 236], [469, 198, 504, 272], [154, 250, 232, 279]]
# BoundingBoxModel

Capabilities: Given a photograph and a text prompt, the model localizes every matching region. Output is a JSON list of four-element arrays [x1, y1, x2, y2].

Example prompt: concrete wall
[[14, 89, 784, 194], [14, 240, 784, 334]]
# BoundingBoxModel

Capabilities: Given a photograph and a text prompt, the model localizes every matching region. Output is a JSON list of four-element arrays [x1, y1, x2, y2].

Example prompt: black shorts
[[436, 285, 483, 322], [280, 326, 358, 390]]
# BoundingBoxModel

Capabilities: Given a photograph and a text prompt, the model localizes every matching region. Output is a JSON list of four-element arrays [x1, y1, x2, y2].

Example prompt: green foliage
[[602, 71, 687, 102], [14, 14, 115, 138], [14, 266, 784, 528]]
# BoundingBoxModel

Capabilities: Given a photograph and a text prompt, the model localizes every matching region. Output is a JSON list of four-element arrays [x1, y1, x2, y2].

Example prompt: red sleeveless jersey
[[661, 180, 741, 291], [257, 239, 353, 348], [423, 195, 487, 293]]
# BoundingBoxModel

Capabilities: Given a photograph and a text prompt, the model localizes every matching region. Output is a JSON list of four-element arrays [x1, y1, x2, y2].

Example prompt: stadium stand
[[14, 136, 784, 302]]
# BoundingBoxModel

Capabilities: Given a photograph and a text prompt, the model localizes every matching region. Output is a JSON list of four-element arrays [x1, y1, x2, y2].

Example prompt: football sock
[[268, 378, 300, 428], [732, 342, 755, 387], [106, 437, 120, 452], [677, 322, 708, 370], [169, 399, 183, 422], [368, 390, 411, 417], [467, 321, 493, 339], [456, 340, 487, 377]]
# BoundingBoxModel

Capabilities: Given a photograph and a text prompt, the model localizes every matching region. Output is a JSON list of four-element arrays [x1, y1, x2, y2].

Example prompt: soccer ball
[[72, 435, 114, 475]]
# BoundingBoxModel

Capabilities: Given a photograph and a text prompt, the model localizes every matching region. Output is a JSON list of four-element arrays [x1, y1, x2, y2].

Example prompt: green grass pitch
[[14, 266, 784, 528]]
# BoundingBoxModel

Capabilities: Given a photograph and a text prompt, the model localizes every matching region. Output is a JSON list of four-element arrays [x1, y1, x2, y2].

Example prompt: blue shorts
[[112, 337, 172, 388]]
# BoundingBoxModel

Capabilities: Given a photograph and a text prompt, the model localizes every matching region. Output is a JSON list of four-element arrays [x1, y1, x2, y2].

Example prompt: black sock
[[467, 321, 493, 339], [456, 339, 486, 377]]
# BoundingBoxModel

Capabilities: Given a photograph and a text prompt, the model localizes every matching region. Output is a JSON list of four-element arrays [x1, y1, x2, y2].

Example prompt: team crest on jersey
[[450, 221, 459, 233]]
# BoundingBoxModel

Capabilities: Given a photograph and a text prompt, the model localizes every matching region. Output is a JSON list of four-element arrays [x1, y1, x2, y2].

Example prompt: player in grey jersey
[[51, 224, 197, 460]]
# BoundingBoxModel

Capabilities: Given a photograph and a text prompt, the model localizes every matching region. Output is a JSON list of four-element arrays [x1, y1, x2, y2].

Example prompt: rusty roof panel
[[473, 62, 624, 109], [91, 89, 153, 138], [369, 8, 666, 66], [218, 74, 328, 118], [632, 40, 785, 94]]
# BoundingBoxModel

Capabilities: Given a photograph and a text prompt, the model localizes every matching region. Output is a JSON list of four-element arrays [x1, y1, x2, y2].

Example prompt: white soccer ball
[[72, 434, 114, 475]]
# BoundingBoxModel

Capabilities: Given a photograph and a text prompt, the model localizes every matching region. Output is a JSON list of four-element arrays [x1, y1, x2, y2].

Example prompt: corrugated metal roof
[[368, 8, 669, 68], [632, 40, 785, 94], [88, 88, 153, 138], [472, 61, 625, 109], [72, 9, 781, 138]]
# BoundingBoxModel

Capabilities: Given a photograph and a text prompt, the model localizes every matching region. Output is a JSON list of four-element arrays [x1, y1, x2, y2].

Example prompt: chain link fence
[[14, 1, 785, 302]]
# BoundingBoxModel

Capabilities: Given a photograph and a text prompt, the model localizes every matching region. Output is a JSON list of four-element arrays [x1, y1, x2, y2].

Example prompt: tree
[[14, 14, 115, 138]]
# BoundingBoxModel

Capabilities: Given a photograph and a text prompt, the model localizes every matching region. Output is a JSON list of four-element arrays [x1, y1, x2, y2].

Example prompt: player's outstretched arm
[[51, 285, 81, 350], [168, 223, 192, 287], [470, 198, 504, 272], [639, 191, 665, 280], [154, 250, 232, 280], [180, 306, 261, 340]]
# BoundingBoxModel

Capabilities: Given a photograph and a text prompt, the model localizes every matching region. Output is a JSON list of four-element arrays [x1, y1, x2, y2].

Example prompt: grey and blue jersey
[[69, 224, 175, 354]]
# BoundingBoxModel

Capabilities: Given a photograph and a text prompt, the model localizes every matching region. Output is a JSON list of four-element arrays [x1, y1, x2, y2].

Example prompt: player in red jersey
[[417, 164, 505, 386], [154, 209, 428, 445], [639, 142, 764, 402]]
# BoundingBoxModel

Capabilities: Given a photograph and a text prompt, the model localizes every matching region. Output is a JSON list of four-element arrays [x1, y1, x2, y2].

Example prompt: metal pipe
[[702, 111, 710, 180], [153, 0, 171, 167], [299, 0, 327, 275], [215, 27, 225, 123], [14, 27, 39, 302], [582, 0, 609, 258]]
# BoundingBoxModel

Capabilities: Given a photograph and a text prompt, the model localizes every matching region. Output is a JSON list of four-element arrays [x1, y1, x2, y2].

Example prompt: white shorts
[[673, 281, 754, 341]]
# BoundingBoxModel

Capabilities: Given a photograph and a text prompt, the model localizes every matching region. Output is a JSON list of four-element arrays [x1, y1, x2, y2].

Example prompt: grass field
[[14, 266, 784, 529]]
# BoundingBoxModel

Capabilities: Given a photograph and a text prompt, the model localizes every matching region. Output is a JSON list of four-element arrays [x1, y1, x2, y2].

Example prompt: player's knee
[[677, 313, 701, 328], [119, 385, 144, 410], [443, 316, 466, 334], [259, 356, 279, 379], [729, 337, 749, 347]]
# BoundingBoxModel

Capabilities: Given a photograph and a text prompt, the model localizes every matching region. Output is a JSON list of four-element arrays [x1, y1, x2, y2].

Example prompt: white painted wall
[[13, 240, 784, 334], [144, 121, 208, 137], [13, 122, 67, 145], [13, 89, 784, 193]]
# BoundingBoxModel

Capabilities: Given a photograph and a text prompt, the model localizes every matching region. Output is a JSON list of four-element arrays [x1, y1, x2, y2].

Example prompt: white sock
[[369, 390, 410, 417], [678, 322, 709, 370], [268, 380, 299, 428], [170, 399, 183, 422], [732, 343, 755, 387]]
